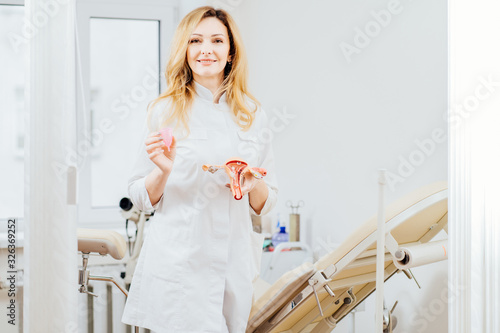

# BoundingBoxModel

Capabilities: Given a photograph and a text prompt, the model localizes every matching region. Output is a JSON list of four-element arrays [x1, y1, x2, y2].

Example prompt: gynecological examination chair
[[75, 181, 447, 333], [77, 229, 140, 333], [246, 181, 448, 333]]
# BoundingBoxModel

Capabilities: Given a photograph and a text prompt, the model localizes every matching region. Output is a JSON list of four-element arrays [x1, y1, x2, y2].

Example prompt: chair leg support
[[88, 275, 129, 297], [80, 254, 140, 331]]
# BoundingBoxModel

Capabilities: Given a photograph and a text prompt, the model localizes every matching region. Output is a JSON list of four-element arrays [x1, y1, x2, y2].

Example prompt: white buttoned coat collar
[[193, 80, 227, 104]]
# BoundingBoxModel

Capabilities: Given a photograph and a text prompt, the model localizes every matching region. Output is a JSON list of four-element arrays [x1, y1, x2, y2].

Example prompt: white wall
[[210, 0, 448, 331]]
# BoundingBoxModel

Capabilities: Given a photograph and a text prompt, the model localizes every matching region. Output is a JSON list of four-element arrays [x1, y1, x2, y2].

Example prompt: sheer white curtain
[[24, 0, 78, 331], [449, 1, 500, 332]]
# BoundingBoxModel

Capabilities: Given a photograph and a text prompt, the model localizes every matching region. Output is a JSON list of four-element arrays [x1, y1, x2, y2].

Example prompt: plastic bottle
[[274, 213, 281, 234], [272, 226, 289, 249]]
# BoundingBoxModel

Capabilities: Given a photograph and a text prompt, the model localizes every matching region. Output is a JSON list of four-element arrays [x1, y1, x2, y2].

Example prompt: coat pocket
[[237, 131, 261, 166], [175, 128, 209, 146], [174, 128, 210, 169], [143, 223, 187, 282]]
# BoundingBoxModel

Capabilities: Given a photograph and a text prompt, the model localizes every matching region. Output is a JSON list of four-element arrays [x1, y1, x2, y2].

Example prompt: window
[[89, 18, 160, 208], [76, 0, 176, 228], [0, 2, 25, 224], [0, 0, 180, 229]]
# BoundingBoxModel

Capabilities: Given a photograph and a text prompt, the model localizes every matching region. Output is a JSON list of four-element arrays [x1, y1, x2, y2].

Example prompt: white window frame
[[76, 0, 178, 229], [0, 0, 23, 5]]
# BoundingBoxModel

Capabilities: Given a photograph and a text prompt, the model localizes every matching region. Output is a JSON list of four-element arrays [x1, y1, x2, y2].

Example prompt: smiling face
[[187, 17, 231, 85]]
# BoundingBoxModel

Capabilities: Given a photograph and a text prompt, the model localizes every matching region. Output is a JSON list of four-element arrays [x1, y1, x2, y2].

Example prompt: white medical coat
[[121, 81, 278, 333]]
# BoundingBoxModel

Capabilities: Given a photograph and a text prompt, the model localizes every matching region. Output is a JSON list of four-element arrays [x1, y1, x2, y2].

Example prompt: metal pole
[[375, 170, 387, 332]]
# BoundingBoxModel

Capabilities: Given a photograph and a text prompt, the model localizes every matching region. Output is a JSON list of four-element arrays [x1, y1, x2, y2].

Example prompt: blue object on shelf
[[272, 226, 289, 249]]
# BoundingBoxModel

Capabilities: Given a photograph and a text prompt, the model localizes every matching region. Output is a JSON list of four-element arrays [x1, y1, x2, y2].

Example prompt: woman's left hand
[[225, 168, 262, 197], [225, 169, 269, 214], [241, 168, 264, 196]]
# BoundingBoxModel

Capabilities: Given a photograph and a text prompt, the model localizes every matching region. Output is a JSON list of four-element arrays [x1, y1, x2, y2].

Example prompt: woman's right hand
[[145, 132, 176, 173]]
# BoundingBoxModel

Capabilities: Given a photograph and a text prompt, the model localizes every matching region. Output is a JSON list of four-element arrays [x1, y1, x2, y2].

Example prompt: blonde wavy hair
[[147, 6, 260, 133]]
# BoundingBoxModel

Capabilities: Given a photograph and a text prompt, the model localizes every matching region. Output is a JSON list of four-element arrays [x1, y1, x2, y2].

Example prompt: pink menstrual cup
[[159, 127, 173, 152]]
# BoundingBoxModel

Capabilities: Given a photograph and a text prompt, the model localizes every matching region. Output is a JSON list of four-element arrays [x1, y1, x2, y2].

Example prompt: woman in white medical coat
[[121, 6, 278, 333]]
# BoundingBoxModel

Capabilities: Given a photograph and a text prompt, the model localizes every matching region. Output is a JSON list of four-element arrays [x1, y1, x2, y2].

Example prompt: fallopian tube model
[[202, 158, 267, 200]]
